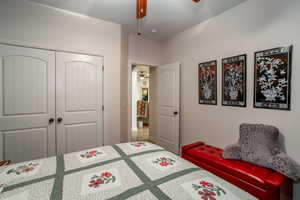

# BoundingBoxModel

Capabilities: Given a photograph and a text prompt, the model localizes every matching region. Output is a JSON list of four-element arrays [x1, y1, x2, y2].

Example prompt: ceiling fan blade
[[136, 0, 147, 19]]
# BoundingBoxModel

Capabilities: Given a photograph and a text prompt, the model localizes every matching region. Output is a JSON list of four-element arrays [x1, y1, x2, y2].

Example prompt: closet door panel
[[4, 128, 48, 162], [65, 123, 97, 153], [3, 56, 47, 115], [65, 61, 97, 112], [0, 44, 56, 163], [56, 52, 103, 154]]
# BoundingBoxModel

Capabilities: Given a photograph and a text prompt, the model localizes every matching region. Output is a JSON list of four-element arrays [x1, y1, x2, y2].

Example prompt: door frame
[[127, 60, 159, 142]]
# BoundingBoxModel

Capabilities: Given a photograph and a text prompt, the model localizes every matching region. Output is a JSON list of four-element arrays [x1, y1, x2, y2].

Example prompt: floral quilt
[[0, 142, 257, 200]]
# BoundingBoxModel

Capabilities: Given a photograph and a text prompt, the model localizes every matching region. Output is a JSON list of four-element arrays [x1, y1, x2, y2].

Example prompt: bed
[[0, 142, 257, 200]]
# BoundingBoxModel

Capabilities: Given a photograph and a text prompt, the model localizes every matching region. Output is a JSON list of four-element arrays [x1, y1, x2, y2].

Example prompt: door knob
[[57, 117, 63, 123], [173, 111, 179, 115], [49, 118, 54, 124]]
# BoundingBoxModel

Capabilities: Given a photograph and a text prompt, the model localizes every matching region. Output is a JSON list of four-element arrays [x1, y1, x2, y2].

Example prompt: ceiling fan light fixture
[[137, 19, 142, 35], [135, 0, 199, 36], [136, 0, 147, 36], [136, 0, 147, 19]]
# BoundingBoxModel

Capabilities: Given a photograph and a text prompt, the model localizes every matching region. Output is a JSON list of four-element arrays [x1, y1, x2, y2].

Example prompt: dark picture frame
[[222, 54, 247, 107], [254, 45, 293, 110], [198, 60, 217, 105]]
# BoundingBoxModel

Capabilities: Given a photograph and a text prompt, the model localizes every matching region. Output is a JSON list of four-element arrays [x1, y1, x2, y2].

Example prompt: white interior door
[[56, 52, 103, 154], [157, 62, 180, 154], [0, 44, 56, 163]]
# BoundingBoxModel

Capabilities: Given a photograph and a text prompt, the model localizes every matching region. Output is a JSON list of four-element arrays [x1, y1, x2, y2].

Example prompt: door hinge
[[102, 105, 104, 111], [102, 65, 104, 71]]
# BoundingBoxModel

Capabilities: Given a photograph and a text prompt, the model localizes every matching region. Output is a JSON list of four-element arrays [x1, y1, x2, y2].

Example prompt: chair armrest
[[182, 141, 205, 153]]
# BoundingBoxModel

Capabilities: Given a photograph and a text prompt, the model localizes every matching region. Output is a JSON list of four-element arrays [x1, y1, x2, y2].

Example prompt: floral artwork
[[130, 142, 147, 148], [88, 171, 116, 188], [80, 150, 103, 159], [181, 177, 249, 200], [81, 169, 121, 195], [222, 54, 247, 107], [76, 148, 106, 163], [152, 157, 176, 167], [254, 46, 292, 110], [6, 162, 40, 175], [192, 180, 226, 200], [147, 155, 181, 171], [198, 60, 217, 105]]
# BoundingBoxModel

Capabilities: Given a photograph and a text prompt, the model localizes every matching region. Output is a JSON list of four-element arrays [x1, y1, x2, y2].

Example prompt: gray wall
[[0, 0, 122, 145], [163, 0, 300, 198]]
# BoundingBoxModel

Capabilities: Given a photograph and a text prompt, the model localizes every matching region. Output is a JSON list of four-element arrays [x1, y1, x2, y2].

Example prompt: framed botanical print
[[222, 54, 247, 107], [198, 60, 217, 105], [254, 45, 293, 110]]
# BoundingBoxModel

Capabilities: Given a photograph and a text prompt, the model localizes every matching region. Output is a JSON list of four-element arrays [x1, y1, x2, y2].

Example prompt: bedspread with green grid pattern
[[0, 142, 257, 200]]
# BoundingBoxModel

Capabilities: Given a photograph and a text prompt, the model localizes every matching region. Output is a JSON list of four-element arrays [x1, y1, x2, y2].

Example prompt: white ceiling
[[29, 0, 246, 40]]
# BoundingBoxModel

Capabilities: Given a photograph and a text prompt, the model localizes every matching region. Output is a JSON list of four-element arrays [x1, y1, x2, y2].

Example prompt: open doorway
[[128, 62, 181, 153], [131, 64, 157, 142]]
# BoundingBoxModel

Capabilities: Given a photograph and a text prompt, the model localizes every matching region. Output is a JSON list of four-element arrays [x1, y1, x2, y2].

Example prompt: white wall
[[128, 33, 164, 66], [0, 0, 121, 145], [162, 0, 300, 198], [120, 30, 129, 142]]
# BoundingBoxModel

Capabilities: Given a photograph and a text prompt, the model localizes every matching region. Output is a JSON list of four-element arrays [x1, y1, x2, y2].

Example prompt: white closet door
[[56, 52, 103, 154], [0, 44, 56, 163]]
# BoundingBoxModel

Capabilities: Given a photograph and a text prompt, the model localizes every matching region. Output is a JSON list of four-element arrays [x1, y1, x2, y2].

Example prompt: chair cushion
[[185, 144, 277, 188]]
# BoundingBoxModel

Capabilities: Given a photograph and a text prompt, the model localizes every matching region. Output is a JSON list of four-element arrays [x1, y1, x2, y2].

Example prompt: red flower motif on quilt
[[131, 142, 146, 148], [192, 180, 226, 199], [89, 179, 104, 188], [6, 162, 40, 175], [159, 161, 169, 166], [80, 150, 103, 159], [101, 172, 111, 178], [88, 171, 116, 188], [198, 189, 216, 200], [152, 157, 176, 167], [199, 181, 212, 187]]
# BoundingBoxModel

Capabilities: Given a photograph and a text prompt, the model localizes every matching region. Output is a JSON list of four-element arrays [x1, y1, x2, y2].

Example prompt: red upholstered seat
[[182, 142, 293, 200]]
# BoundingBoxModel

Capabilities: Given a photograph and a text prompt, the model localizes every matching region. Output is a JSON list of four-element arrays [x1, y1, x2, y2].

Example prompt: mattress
[[0, 142, 257, 200]]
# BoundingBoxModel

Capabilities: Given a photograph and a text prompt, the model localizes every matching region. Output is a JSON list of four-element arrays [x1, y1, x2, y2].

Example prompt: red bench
[[182, 142, 293, 200]]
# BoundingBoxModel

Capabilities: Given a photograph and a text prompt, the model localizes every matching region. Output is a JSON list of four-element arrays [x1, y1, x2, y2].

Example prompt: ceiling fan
[[136, 0, 201, 35]]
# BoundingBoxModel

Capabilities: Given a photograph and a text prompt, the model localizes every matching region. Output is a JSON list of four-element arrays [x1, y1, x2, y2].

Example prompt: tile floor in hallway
[[131, 126, 150, 141]]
